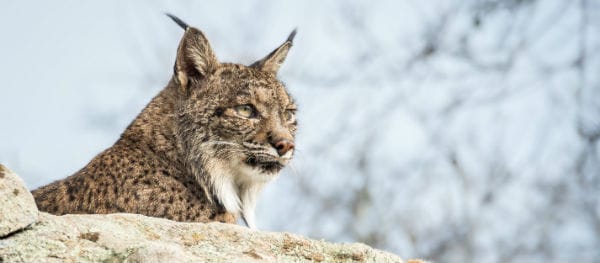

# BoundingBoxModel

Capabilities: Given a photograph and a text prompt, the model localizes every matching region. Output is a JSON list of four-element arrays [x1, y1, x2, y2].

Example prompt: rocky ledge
[[0, 164, 416, 262]]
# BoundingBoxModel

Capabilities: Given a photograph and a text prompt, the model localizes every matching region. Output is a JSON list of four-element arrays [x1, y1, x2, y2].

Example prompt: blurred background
[[1, 0, 599, 262]]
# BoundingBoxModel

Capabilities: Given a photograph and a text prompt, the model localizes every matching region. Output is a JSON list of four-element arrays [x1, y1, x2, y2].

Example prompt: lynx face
[[171, 20, 297, 183], [183, 65, 297, 177]]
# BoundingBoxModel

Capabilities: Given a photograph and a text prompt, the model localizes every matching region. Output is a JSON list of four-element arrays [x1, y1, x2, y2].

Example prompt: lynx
[[32, 14, 297, 228]]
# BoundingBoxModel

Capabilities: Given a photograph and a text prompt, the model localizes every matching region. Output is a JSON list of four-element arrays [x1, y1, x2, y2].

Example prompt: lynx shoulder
[[32, 15, 297, 229]]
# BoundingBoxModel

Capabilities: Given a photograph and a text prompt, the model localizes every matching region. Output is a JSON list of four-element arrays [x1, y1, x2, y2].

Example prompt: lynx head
[[167, 15, 296, 220]]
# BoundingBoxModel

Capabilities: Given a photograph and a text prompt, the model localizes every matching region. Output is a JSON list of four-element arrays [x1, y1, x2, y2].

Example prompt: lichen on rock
[[0, 164, 38, 238], [0, 165, 410, 262]]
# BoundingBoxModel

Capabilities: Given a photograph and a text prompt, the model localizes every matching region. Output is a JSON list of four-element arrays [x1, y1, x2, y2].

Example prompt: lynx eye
[[285, 109, 296, 122], [234, 105, 258, 119]]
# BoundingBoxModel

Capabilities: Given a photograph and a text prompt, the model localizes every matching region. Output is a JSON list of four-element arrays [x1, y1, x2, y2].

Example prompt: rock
[[0, 213, 406, 262], [0, 164, 38, 237], [0, 165, 412, 262]]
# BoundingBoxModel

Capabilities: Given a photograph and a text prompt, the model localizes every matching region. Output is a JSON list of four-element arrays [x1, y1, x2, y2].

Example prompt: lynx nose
[[273, 139, 294, 156]]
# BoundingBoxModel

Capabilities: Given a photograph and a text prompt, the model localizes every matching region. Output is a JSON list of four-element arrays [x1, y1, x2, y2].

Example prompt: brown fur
[[32, 16, 297, 227]]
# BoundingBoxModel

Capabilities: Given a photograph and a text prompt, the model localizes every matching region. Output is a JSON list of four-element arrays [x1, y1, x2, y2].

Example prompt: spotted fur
[[32, 15, 297, 228]]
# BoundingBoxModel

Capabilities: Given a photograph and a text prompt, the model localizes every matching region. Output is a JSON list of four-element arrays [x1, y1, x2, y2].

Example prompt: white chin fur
[[206, 158, 277, 229]]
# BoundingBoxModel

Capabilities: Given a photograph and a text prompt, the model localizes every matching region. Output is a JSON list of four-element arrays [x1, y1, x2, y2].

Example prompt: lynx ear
[[171, 16, 219, 88], [251, 29, 297, 74]]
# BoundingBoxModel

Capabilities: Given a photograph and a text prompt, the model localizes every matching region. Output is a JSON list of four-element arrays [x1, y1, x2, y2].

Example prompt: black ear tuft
[[165, 13, 188, 30], [287, 29, 298, 43]]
